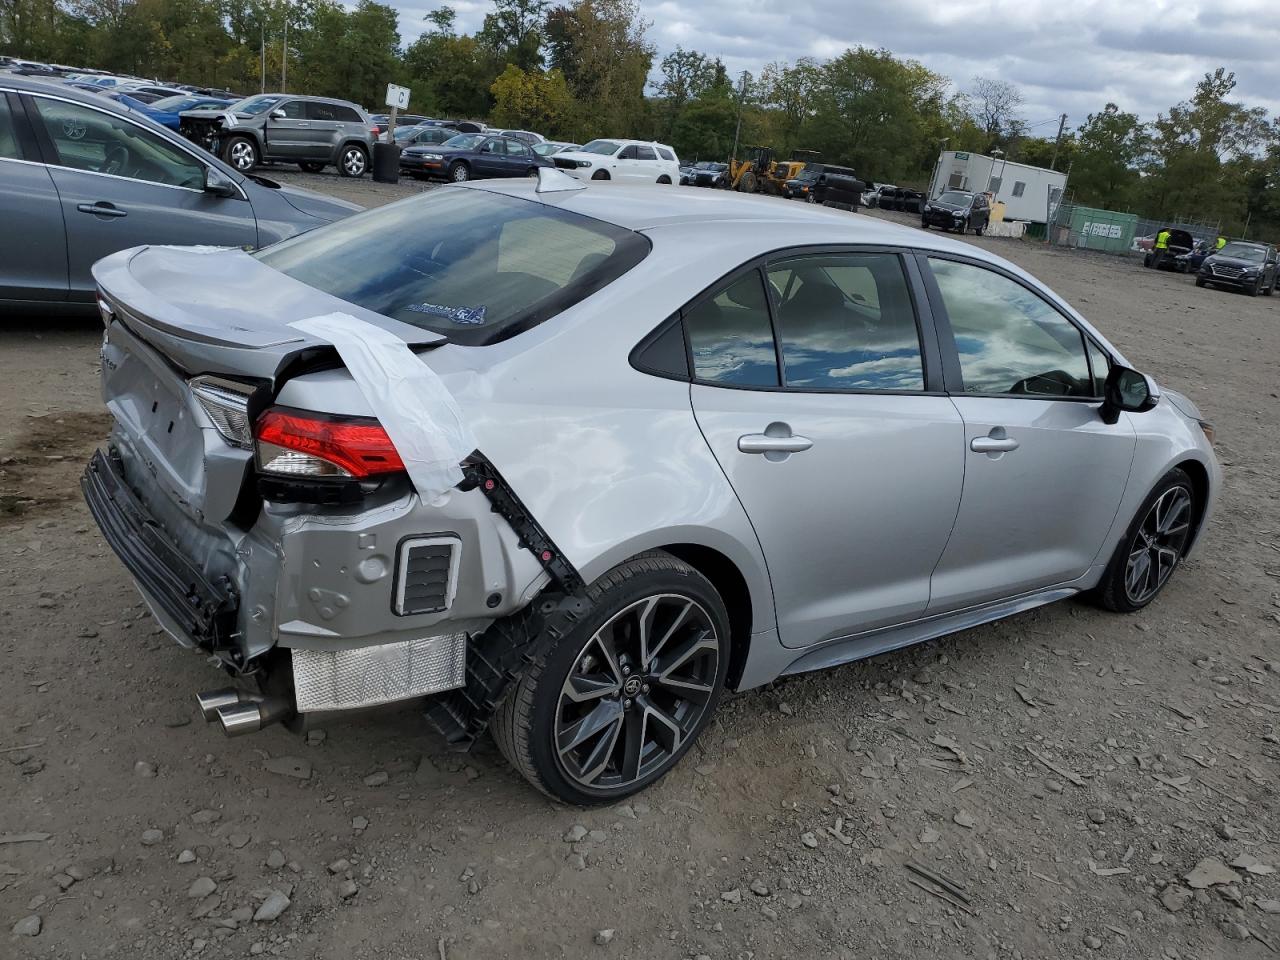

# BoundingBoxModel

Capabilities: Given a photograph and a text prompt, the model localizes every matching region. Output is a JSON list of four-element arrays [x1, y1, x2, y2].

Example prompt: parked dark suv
[[179, 94, 375, 178], [783, 163, 858, 202], [921, 190, 991, 234], [1196, 241, 1278, 296]]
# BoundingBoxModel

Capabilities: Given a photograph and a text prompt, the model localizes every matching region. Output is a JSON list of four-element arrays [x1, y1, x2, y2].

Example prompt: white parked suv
[[552, 139, 680, 184]]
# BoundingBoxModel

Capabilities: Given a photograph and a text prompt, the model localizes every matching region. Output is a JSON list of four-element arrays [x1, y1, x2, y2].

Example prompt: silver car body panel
[[86, 179, 1219, 709]]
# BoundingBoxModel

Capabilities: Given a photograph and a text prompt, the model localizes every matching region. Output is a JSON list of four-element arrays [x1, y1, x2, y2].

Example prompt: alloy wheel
[[554, 594, 720, 792], [451, 164, 469, 182], [229, 141, 255, 171], [343, 148, 366, 176], [1124, 486, 1192, 604]]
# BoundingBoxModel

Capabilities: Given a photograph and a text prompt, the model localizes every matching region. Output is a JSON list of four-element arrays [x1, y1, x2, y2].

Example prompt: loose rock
[[1185, 857, 1241, 889], [188, 877, 217, 899], [12, 915, 41, 937], [140, 829, 164, 846], [593, 929, 615, 945], [253, 891, 291, 921]]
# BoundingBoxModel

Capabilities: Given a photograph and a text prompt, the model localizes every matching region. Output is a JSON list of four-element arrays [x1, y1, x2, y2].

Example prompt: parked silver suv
[[180, 93, 374, 177], [83, 174, 1219, 805]]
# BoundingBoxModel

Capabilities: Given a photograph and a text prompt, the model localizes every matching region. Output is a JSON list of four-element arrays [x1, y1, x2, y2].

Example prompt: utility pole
[[281, 5, 288, 93], [260, 19, 265, 95], [730, 71, 749, 166], [1049, 112, 1067, 171]]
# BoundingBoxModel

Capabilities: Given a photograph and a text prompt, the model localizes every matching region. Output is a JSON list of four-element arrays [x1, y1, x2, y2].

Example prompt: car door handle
[[77, 202, 127, 218], [738, 434, 813, 454], [970, 436, 1019, 453]]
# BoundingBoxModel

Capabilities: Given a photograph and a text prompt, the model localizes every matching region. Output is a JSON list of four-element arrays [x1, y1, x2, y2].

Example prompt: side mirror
[[204, 166, 238, 198], [1100, 365, 1159, 424], [269, 108, 285, 120]]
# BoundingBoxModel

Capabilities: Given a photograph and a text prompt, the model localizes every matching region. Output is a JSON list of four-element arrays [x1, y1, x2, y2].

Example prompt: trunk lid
[[93, 244, 444, 383]]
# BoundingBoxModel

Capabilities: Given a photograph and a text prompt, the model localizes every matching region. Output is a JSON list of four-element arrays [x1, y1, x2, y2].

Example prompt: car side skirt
[[736, 571, 1099, 689]]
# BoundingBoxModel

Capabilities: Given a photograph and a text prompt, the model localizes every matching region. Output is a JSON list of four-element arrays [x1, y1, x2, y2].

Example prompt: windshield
[[230, 95, 285, 116], [393, 126, 424, 141], [579, 140, 620, 155], [1218, 243, 1265, 262], [150, 95, 199, 112], [937, 191, 973, 206], [256, 190, 651, 346], [442, 133, 485, 150], [112, 94, 151, 112], [796, 168, 821, 181]]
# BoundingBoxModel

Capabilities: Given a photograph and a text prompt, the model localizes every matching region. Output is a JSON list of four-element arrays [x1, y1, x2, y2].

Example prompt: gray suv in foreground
[[180, 93, 375, 177], [0, 76, 360, 312], [83, 174, 1219, 805]]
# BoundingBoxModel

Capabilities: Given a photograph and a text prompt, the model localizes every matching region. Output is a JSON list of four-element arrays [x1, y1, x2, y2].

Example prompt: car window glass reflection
[[686, 272, 779, 387], [930, 258, 1092, 397], [33, 98, 204, 189], [768, 254, 925, 391]]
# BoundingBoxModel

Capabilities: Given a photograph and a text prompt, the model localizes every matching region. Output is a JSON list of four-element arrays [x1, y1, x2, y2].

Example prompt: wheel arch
[[1173, 456, 1211, 556], [656, 543, 754, 689], [337, 139, 369, 159]]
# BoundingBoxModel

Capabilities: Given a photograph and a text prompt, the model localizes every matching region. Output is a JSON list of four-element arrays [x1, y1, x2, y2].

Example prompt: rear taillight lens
[[254, 408, 404, 479]]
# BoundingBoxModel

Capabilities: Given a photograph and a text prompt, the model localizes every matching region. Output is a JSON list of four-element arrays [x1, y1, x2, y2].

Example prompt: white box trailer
[[928, 151, 1067, 224]]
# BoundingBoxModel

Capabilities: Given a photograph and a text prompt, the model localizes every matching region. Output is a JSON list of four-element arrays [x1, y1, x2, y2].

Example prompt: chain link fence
[[1048, 202, 1222, 258]]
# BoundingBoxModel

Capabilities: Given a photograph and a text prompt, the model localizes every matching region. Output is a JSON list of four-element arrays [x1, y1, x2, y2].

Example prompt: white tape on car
[[290, 313, 476, 504]]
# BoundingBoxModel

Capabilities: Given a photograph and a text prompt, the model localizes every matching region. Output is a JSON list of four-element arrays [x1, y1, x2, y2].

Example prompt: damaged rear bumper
[[82, 447, 239, 649]]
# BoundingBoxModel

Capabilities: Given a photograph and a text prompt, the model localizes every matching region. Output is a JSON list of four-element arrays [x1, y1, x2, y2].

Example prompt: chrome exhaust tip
[[196, 688, 242, 722], [215, 697, 293, 738]]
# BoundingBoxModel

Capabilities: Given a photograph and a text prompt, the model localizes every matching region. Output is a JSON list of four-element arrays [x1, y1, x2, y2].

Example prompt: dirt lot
[[2, 181, 1279, 960]]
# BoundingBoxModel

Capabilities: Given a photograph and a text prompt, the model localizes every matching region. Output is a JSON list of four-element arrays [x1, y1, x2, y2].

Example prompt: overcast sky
[[392, 0, 1280, 129]]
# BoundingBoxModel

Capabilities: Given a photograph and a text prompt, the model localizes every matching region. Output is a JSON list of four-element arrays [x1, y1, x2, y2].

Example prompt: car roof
[[469, 179, 968, 242]]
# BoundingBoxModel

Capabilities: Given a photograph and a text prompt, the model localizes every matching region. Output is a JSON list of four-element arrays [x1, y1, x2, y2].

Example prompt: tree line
[[4, 0, 1279, 237]]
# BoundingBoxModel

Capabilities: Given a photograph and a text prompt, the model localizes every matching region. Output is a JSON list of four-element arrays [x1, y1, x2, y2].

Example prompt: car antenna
[[535, 167, 587, 194]]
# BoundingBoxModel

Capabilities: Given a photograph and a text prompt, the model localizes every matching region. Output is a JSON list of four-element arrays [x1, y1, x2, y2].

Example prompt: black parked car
[[393, 125, 460, 155], [1195, 240, 1278, 296], [399, 132, 552, 183], [783, 163, 859, 202], [1173, 241, 1211, 274], [921, 190, 990, 235], [688, 161, 728, 187], [370, 113, 430, 137]]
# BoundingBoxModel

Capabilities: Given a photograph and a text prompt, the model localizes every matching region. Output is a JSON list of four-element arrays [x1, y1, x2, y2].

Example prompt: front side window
[[280, 100, 307, 119], [685, 271, 778, 387], [767, 254, 924, 391], [31, 97, 204, 189], [257, 189, 650, 345], [930, 258, 1092, 397]]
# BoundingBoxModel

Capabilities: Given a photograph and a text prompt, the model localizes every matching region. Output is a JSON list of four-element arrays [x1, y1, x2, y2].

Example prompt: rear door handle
[[738, 434, 813, 454], [77, 202, 127, 218], [970, 436, 1019, 453]]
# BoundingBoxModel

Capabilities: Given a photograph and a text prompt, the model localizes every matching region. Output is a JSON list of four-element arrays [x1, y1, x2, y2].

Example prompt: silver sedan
[[83, 172, 1219, 804]]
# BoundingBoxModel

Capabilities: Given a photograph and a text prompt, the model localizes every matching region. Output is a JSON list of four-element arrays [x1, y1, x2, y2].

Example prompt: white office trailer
[[928, 151, 1068, 224]]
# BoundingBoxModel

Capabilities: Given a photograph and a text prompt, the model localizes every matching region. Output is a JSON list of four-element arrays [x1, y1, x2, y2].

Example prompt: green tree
[[1068, 104, 1148, 209], [490, 63, 572, 132], [478, 0, 546, 70]]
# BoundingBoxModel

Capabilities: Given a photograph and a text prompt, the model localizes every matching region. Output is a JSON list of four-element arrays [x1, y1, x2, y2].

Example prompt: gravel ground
[[2, 178, 1279, 960]]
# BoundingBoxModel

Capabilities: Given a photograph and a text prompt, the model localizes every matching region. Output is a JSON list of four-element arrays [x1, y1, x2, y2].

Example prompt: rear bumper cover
[[82, 447, 239, 650]]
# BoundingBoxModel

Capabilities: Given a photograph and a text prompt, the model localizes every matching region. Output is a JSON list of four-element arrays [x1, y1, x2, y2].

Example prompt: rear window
[[256, 189, 650, 346]]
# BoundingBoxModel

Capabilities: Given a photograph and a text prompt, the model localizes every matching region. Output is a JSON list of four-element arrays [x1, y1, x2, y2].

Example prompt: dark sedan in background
[[1196, 240, 1278, 296], [687, 161, 728, 187], [398, 132, 552, 183]]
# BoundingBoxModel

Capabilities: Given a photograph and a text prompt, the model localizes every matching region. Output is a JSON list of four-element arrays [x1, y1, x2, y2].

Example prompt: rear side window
[[0, 96, 22, 159], [618, 145, 639, 159], [685, 271, 778, 387], [657, 147, 675, 161], [767, 253, 924, 391], [635, 145, 656, 160], [257, 189, 650, 345], [334, 105, 363, 123]]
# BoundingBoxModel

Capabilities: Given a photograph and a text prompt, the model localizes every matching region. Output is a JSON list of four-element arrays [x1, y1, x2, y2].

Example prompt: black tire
[[526, 167, 540, 178], [298, 161, 325, 173], [448, 161, 470, 183], [337, 144, 368, 178], [591, 169, 610, 181], [491, 552, 730, 805], [1247, 278, 1261, 297], [920, 220, 929, 229], [1195, 276, 1206, 287], [656, 175, 672, 184], [1266, 278, 1275, 296], [222, 135, 259, 173], [1093, 468, 1196, 613]]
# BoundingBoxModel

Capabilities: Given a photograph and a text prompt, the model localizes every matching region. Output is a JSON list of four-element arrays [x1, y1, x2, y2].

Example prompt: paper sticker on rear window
[[407, 303, 487, 325]]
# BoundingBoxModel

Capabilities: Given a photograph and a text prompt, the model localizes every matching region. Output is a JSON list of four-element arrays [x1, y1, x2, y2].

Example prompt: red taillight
[[254, 408, 404, 479]]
